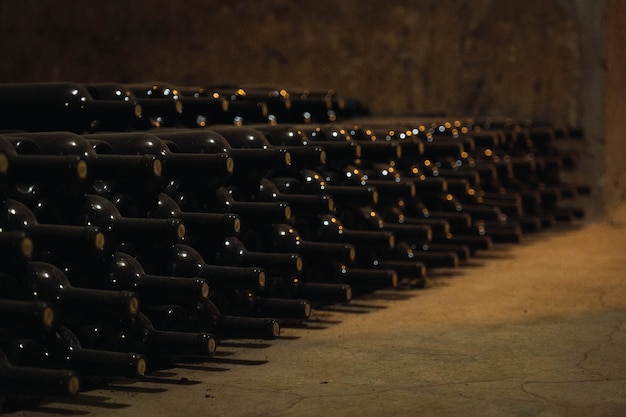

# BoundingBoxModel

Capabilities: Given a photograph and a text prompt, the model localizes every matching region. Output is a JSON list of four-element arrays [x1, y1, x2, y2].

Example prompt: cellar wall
[[0, 0, 619, 215]]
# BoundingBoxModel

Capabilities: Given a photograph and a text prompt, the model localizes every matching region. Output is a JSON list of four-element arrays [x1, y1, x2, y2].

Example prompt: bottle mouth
[[152, 159, 163, 177], [355, 144, 362, 158], [21, 236, 33, 258], [129, 296, 139, 315], [94, 232, 106, 251], [200, 282, 210, 298], [233, 217, 241, 234], [319, 150, 327, 165], [207, 336, 217, 355], [77, 160, 88, 180], [295, 256, 303, 273], [271, 321, 281, 338], [327, 197, 335, 212], [0, 153, 8, 173], [175, 100, 184, 115], [226, 156, 235, 175], [302, 302, 312, 318], [136, 357, 147, 376], [395, 144, 402, 159], [42, 305, 55, 328], [176, 224, 186, 240], [134, 103, 143, 119], [258, 271, 266, 289], [348, 246, 356, 263], [390, 271, 399, 288], [67, 375, 81, 395]]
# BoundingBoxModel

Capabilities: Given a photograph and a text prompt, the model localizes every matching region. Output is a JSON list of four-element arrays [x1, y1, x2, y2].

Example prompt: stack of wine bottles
[[0, 82, 588, 410]]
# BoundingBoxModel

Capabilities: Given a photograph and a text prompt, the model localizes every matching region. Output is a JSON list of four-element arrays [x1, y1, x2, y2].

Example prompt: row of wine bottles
[[0, 82, 369, 133], [0, 82, 588, 411]]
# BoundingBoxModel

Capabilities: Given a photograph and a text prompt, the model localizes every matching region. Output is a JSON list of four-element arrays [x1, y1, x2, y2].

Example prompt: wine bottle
[[393, 241, 459, 268], [5, 131, 164, 190], [84, 132, 234, 186], [0, 198, 107, 261], [247, 124, 328, 168], [212, 187, 292, 224], [269, 224, 356, 264], [135, 243, 266, 292], [0, 300, 55, 331], [175, 86, 232, 127], [260, 275, 353, 304], [204, 85, 271, 124], [323, 264, 398, 290], [144, 300, 281, 341], [292, 125, 362, 167], [59, 252, 209, 307], [348, 206, 433, 243], [0, 136, 88, 191], [151, 128, 292, 177], [124, 82, 183, 128], [211, 289, 311, 320], [1, 262, 139, 320], [4, 326, 146, 378], [0, 82, 140, 133], [209, 237, 303, 277], [45, 194, 185, 249], [313, 214, 395, 252], [111, 192, 241, 240], [75, 312, 217, 358], [205, 125, 303, 179], [251, 178, 335, 216], [0, 348, 80, 398], [0, 231, 33, 273], [272, 172, 379, 209]]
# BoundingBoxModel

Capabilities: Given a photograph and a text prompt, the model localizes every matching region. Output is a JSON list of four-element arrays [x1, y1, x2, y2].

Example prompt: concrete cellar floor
[[8, 206, 626, 417]]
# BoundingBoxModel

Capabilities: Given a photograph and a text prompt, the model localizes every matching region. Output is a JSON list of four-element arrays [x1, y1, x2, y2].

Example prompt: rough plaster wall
[[0, 0, 580, 126]]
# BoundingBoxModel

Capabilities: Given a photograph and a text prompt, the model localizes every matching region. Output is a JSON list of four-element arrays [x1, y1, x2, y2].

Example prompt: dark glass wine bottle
[[0, 231, 33, 274], [1, 262, 139, 320], [0, 299, 55, 331], [151, 128, 292, 177], [84, 131, 234, 187], [212, 187, 292, 225], [393, 241, 459, 268], [204, 85, 271, 124], [251, 177, 335, 216], [0, 82, 141, 133], [124, 82, 183, 128], [4, 326, 147, 378], [0, 136, 88, 191], [76, 312, 217, 358], [269, 224, 356, 264], [211, 289, 311, 320], [135, 243, 266, 292], [209, 237, 303, 277], [0, 348, 80, 398], [144, 300, 281, 341], [274, 170, 379, 209], [5, 131, 164, 189], [0, 198, 107, 261], [43, 194, 185, 249], [59, 252, 209, 307], [111, 192, 241, 241], [313, 214, 395, 252]]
